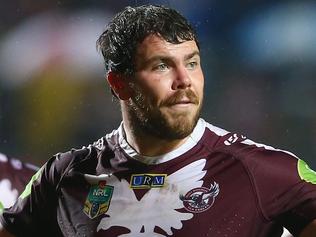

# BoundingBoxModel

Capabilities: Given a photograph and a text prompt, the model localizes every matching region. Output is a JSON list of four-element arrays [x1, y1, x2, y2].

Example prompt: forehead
[[135, 34, 199, 61]]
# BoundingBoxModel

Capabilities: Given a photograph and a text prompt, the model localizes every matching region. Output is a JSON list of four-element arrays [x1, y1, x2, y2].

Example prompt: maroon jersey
[[0, 153, 38, 210], [1, 119, 316, 236]]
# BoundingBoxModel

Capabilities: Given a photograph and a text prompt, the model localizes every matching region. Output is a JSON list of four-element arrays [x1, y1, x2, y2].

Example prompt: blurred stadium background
[[0, 0, 315, 168]]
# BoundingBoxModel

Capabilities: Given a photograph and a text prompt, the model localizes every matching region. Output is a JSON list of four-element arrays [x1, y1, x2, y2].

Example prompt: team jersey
[[0, 153, 38, 212], [1, 118, 316, 236]]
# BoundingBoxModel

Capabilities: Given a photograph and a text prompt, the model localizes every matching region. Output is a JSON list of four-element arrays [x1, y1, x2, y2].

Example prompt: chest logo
[[180, 181, 219, 213], [130, 174, 166, 189], [84, 181, 114, 219]]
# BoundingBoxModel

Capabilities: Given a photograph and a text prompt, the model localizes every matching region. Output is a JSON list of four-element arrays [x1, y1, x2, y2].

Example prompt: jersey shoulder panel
[[52, 147, 92, 176], [225, 137, 308, 221], [51, 138, 108, 177], [201, 125, 310, 223], [202, 121, 247, 154], [51, 136, 117, 182]]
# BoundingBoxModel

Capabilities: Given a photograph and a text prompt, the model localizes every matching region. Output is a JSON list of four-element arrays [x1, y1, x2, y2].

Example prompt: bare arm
[[300, 219, 316, 237]]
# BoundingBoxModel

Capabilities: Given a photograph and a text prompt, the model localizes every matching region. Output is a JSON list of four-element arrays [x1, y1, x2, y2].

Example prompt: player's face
[[126, 34, 204, 139]]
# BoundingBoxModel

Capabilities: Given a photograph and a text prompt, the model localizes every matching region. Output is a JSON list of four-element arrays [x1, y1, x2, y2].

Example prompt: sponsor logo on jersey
[[298, 159, 316, 184], [84, 181, 114, 219], [180, 181, 219, 213], [224, 133, 246, 146], [130, 174, 166, 189]]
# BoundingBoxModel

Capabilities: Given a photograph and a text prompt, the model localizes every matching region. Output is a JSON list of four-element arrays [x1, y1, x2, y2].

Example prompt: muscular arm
[[300, 220, 316, 237]]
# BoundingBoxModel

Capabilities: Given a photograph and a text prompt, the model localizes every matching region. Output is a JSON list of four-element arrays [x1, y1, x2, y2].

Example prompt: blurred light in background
[[235, 2, 316, 69], [0, 9, 112, 87]]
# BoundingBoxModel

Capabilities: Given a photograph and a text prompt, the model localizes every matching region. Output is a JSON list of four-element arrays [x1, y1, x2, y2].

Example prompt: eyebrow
[[184, 51, 200, 61], [145, 50, 200, 65]]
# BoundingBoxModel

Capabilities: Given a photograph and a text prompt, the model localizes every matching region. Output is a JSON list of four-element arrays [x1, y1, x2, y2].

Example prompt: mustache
[[161, 90, 199, 106]]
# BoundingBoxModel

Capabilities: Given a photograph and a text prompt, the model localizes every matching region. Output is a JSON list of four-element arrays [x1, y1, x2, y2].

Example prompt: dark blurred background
[[0, 0, 315, 168]]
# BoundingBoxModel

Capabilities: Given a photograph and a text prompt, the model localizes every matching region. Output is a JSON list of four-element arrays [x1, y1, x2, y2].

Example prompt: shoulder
[[41, 136, 111, 180], [202, 120, 297, 161], [0, 152, 38, 171], [0, 153, 38, 181], [52, 137, 111, 172], [236, 138, 299, 169], [201, 120, 299, 174]]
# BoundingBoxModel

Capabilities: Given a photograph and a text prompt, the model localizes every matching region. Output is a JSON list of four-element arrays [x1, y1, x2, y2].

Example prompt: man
[[0, 5, 316, 237], [0, 153, 38, 213]]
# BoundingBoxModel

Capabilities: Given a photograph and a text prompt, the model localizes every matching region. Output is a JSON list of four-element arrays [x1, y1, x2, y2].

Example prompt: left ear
[[107, 72, 132, 100]]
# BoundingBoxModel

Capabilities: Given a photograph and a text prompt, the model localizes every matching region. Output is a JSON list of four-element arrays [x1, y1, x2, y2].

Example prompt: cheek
[[137, 76, 171, 103], [132, 83, 163, 108], [199, 79, 205, 95], [192, 71, 204, 95], [144, 87, 168, 106]]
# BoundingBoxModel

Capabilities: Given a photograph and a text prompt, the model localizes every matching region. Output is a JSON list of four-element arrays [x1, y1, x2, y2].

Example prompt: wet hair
[[97, 5, 199, 76]]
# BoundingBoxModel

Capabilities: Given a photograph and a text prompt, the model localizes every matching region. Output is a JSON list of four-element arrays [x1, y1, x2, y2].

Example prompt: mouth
[[167, 100, 197, 108], [173, 101, 193, 105]]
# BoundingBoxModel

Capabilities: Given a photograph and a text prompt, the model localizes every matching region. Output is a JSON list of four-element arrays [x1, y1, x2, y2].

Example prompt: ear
[[107, 72, 132, 100]]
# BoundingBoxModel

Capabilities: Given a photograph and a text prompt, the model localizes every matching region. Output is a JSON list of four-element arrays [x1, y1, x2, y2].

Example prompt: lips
[[171, 99, 194, 105]]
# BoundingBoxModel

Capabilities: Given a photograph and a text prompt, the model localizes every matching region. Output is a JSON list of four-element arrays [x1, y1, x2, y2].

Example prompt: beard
[[126, 86, 202, 141]]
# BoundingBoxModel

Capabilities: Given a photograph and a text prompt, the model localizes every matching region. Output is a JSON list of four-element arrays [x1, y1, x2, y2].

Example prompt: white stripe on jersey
[[241, 139, 298, 158], [204, 119, 230, 137]]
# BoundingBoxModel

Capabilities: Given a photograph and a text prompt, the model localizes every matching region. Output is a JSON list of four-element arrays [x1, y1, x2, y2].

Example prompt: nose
[[171, 66, 191, 90]]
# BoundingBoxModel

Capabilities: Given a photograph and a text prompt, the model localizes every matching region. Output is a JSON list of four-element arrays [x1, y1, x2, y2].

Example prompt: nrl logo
[[83, 181, 114, 219], [180, 181, 219, 213]]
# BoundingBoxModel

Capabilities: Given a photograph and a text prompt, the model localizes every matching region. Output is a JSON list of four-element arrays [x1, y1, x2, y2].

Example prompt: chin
[[160, 113, 199, 139]]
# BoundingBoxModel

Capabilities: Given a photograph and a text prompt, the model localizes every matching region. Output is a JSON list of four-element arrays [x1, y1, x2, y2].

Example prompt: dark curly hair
[[97, 5, 199, 76]]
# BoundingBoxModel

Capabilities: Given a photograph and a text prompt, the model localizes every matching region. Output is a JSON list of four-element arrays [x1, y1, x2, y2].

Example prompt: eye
[[153, 63, 169, 71], [186, 61, 198, 70]]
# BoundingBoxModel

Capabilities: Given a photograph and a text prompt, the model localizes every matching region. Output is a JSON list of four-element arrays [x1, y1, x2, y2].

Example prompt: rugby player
[[0, 152, 37, 213], [1, 5, 315, 237]]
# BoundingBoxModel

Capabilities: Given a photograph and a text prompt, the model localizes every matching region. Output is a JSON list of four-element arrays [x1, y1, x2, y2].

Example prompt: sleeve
[[0, 152, 72, 237], [242, 147, 316, 236]]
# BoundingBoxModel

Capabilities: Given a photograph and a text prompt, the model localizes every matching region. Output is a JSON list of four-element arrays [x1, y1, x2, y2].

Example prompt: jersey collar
[[118, 118, 206, 164]]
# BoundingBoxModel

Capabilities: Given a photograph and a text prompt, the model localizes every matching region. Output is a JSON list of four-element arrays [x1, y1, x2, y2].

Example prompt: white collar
[[118, 118, 206, 164]]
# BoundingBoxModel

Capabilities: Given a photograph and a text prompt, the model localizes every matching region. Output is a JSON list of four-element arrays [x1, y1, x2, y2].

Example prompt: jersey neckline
[[117, 118, 206, 164]]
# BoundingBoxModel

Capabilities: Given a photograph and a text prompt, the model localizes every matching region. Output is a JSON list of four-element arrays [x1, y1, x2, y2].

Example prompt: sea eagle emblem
[[180, 181, 219, 213]]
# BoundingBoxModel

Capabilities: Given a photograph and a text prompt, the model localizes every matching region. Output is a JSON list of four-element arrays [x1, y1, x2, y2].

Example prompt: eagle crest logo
[[180, 182, 219, 213]]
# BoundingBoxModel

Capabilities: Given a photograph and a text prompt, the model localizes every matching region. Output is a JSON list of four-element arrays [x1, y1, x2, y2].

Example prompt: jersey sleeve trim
[[297, 159, 316, 185]]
